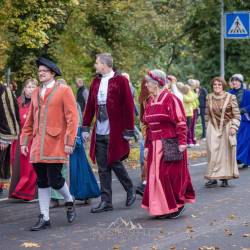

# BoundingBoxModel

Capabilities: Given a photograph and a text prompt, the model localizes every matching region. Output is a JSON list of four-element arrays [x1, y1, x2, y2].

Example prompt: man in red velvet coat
[[82, 53, 136, 213]]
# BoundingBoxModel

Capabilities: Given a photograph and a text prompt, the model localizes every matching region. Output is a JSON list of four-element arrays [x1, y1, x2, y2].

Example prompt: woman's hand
[[21, 146, 29, 156], [144, 148, 149, 159], [178, 145, 187, 152], [230, 128, 236, 136]]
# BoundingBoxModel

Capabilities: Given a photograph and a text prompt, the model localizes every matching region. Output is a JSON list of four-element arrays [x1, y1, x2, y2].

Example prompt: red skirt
[[142, 140, 195, 216], [9, 140, 37, 200]]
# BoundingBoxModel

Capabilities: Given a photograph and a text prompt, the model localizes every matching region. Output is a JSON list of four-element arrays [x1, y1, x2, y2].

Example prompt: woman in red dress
[[142, 69, 195, 219], [9, 78, 38, 200]]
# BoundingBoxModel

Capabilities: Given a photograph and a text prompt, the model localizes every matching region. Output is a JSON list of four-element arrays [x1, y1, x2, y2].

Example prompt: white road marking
[[190, 162, 207, 167]]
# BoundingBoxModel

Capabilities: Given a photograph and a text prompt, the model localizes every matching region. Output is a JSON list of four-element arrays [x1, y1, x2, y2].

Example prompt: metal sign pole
[[220, 0, 225, 78]]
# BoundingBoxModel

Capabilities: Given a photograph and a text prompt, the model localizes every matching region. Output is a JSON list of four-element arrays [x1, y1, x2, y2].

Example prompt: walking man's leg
[[91, 135, 113, 213], [48, 163, 76, 223], [31, 163, 51, 231], [111, 161, 136, 207]]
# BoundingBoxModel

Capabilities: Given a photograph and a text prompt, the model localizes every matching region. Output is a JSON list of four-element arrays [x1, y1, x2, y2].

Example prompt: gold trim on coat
[[6, 88, 20, 135], [2, 91, 14, 135]]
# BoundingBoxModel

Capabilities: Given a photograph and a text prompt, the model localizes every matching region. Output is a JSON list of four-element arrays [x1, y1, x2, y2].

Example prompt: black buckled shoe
[[90, 201, 113, 213], [205, 180, 218, 188], [30, 214, 51, 231], [126, 189, 136, 207], [136, 183, 145, 197], [220, 179, 229, 187], [65, 201, 76, 223]]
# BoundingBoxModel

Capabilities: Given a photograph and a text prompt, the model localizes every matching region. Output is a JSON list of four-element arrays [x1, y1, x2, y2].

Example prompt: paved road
[[0, 151, 250, 250]]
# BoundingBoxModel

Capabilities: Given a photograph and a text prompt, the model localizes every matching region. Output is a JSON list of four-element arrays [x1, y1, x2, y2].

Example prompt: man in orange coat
[[20, 57, 78, 231]]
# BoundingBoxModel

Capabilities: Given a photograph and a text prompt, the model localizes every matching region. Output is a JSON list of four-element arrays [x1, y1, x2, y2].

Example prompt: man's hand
[[178, 145, 187, 152], [230, 128, 236, 136], [81, 132, 89, 142], [65, 145, 74, 154], [0, 143, 8, 151], [21, 146, 29, 156]]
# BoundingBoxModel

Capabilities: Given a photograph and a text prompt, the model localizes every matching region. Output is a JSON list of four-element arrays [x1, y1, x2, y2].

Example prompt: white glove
[[81, 132, 90, 142]]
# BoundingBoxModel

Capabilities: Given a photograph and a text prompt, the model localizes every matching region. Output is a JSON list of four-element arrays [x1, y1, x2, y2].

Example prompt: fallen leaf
[[20, 242, 40, 248], [170, 246, 176, 250], [242, 233, 250, 237], [228, 214, 236, 220], [199, 246, 220, 250], [151, 245, 158, 250], [186, 225, 195, 233], [113, 245, 120, 250], [191, 214, 197, 218]]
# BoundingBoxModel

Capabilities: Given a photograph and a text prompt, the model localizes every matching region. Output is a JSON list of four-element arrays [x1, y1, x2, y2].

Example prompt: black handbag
[[162, 138, 183, 162]]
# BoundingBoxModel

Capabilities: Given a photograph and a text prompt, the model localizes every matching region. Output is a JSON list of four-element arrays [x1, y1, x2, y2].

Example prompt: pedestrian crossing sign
[[225, 12, 250, 39]]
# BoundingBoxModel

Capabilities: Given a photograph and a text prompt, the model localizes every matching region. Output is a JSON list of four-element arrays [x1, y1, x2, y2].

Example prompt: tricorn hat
[[36, 57, 62, 76]]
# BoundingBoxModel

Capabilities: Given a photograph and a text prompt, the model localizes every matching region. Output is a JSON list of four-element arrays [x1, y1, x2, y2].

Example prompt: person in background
[[0, 83, 19, 194], [70, 103, 100, 201], [181, 84, 195, 147], [9, 80, 18, 96], [197, 80, 208, 140], [205, 77, 240, 187], [187, 79, 200, 147], [168, 75, 184, 103], [136, 77, 150, 197], [82, 53, 136, 213], [9, 78, 38, 201], [122, 72, 139, 117], [76, 78, 89, 113], [229, 74, 250, 169], [142, 69, 195, 219]]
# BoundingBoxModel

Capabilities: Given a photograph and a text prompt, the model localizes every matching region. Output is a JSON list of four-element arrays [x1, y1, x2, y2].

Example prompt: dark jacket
[[76, 86, 89, 113], [199, 87, 208, 110]]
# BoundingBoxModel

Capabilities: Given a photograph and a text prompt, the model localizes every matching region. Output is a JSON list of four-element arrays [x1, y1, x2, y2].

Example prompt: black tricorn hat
[[36, 57, 62, 76]]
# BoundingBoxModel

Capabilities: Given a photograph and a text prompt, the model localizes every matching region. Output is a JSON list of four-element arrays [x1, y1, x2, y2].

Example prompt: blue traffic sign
[[225, 12, 250, 39]]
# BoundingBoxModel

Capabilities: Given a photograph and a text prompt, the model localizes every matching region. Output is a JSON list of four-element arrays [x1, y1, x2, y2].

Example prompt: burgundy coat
[[82, 73, 134, 165]]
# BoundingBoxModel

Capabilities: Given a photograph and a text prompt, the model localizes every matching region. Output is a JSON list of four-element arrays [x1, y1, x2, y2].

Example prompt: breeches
[[33, 163, 65, 189]]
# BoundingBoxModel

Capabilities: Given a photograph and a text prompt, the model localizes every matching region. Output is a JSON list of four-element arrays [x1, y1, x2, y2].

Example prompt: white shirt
[[41, 80, 55, 99], [96, 71, 114, 135]]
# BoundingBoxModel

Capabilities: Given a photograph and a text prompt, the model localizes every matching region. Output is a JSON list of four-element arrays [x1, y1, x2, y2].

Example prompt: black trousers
[[33, 163, 65, 190], [200, 108, 206, 138], [95, 134, 133, 204]]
